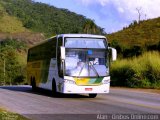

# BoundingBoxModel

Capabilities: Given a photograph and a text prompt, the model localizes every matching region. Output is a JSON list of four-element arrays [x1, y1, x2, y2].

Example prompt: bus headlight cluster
[[102, 79, 110, 84], [64, 79, 76, 84]]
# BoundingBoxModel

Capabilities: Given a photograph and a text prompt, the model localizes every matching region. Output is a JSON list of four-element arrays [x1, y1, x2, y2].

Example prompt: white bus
[[27, 34, 117, 98]]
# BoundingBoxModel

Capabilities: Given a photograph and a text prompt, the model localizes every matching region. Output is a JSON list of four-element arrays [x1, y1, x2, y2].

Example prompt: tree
[[83, 19, 106, 34], [0, 39, 27, 85]]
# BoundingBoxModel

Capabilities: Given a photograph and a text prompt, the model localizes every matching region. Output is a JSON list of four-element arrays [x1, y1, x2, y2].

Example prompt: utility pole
[[0, 41, 5, 86], [136, 7, 142, 23], [3, 59, 5, 86]]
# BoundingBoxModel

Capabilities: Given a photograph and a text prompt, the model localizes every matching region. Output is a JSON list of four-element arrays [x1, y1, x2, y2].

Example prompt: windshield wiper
[[89, 61, 100, 78], [78, 62, 86, 78]]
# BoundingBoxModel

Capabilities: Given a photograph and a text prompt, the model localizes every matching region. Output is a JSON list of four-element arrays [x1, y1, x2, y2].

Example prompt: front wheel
[[89, 94, 97, 98], [31, 77, 36, 91]]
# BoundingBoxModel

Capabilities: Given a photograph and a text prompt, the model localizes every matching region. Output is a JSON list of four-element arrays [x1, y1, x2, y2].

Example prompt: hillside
[[107, 17, 160, 57], [0, 1, 44, 46], [0, 0, 104, 37], [107, 18, 160, 88], [0, 0, 104, 46], [0, 3, 28, 33], [108, 17, 160, 47]]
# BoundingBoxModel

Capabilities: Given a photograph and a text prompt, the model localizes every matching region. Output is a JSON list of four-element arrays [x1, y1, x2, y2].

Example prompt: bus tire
[[30, 77, 33, 85], [89, 94, 97, 98], [52, 79, 57, 96], [31, 77, 36, 91]]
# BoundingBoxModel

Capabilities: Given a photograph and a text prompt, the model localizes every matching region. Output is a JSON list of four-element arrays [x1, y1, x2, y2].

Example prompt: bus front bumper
[[63, 83, 110, 94]]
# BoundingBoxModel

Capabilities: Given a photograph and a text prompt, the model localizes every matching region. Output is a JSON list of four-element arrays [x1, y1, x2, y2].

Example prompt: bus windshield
[[65, 49, 109, 77], [65, 37, 107, 49]]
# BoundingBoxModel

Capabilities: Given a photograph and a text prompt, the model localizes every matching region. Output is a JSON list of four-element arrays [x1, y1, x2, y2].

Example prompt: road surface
[[0, 85, 160, 120]]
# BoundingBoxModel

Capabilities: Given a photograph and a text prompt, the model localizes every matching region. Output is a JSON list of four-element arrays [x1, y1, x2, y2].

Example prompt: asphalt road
[[0, 85, 160, 120]]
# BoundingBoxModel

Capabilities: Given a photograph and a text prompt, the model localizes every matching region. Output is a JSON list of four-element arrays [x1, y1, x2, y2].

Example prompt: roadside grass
[[0, 108, 28, 120], [110, 51, 160, 89]]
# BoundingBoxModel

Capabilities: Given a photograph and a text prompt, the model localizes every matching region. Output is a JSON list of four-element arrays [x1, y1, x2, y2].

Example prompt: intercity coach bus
[[27, 34, 117, 98]]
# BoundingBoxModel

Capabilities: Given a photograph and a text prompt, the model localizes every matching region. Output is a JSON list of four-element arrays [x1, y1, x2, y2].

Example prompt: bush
[[143, 53, 160, 85], [13, 75, 25, 85], [123, 45, 143, 58], [111, 51, 160, 88], [111, 64, 135, 87]]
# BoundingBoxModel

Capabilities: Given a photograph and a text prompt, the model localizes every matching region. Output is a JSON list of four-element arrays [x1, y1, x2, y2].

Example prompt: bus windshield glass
[[65, 49, 109, 77], [65, 37, 107, 48]]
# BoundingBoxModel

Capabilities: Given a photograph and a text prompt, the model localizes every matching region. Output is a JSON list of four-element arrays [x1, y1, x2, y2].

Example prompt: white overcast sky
[[33, 0, 160, 33]]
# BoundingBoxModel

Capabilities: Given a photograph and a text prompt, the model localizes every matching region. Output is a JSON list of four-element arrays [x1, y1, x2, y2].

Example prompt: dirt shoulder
[[111, 87, 160, 94]]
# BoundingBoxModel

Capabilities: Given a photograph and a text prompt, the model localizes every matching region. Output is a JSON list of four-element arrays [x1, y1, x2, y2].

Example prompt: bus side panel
[[27, 36, 58, 90], [40, 59, 50, 84], [46, 58, 64, 93], [39, 58, 58, 90], [27, 60, 42, 86]]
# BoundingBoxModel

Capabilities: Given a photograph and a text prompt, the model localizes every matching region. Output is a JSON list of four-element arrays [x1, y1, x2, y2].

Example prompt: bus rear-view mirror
[[109, 47, 117, 61], [60, 46, 65, 60]]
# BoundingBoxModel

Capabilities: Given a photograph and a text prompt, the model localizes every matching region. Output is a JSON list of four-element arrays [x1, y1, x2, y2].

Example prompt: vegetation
[[83, 19, 105, 34], [0, 3, 27, 33], [0, 39, 27, 86], [108, 18, 160, 47], [111, 52, 160, 89], [0, 0, 104, 36], [0, 108, 28, 120], [108, 18, 160, 58], [108, 18, 160, 89]]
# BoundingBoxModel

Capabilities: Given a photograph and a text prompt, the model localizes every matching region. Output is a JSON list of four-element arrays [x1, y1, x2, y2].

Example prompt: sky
[[33, 0, 160, 33]]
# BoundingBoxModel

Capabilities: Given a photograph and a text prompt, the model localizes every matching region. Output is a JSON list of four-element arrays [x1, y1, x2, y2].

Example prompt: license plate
[[85, 88, 92, 91]]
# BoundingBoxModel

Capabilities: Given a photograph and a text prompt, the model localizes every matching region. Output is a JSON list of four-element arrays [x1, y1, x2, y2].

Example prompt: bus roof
[[57, 34, 106, 39], [28, 34, 106, 50]]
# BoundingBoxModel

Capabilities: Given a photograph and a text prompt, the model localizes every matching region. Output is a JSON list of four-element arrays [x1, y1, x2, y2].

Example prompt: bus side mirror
[[109, 47, 117, 61], [60, 46, 65, 60]]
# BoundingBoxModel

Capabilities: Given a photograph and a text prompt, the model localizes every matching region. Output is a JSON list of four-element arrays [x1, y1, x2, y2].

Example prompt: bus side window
[[57, 37, 63, 78]]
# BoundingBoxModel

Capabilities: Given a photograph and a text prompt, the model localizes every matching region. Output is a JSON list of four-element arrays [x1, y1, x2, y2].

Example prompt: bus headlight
[[102, 79, 110, 84], [64, 79, 76, 84]]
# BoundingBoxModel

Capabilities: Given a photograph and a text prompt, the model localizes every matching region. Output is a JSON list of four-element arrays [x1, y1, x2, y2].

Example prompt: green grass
[[0, 108, 28, 120], [110, 51, 160, 89]]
